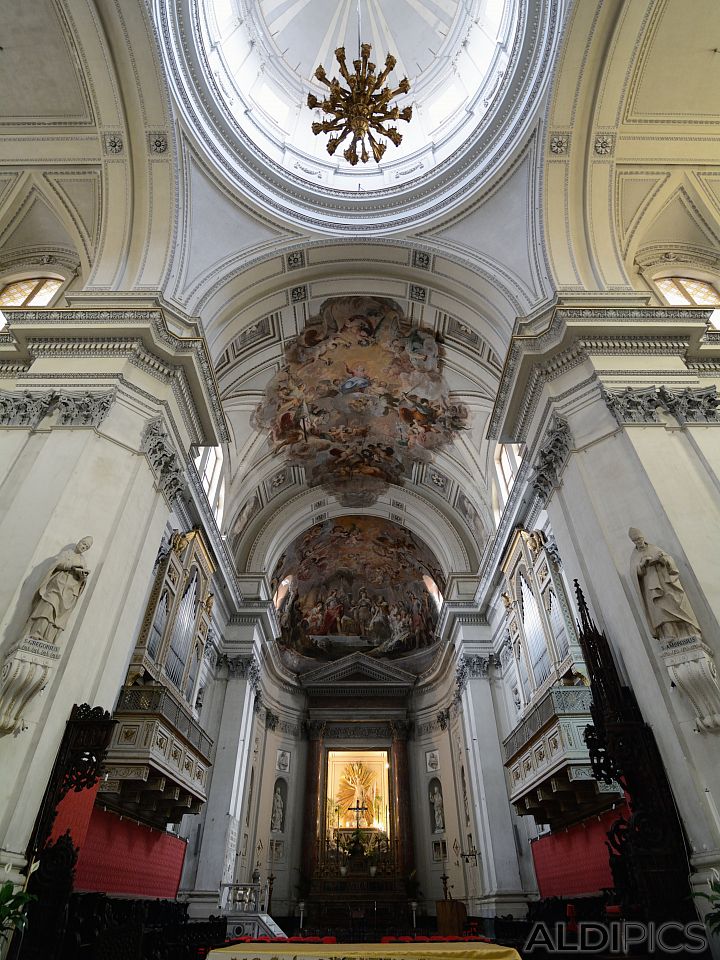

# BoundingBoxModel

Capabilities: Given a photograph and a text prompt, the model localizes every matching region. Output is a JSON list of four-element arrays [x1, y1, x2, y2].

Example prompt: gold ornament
[[307, 43, 412, 165]]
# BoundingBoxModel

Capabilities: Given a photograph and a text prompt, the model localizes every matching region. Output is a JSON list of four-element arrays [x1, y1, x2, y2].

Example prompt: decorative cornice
[[489, 305, 714, 440], [319, 722, 393, 740], [2, 307, 229, 444]]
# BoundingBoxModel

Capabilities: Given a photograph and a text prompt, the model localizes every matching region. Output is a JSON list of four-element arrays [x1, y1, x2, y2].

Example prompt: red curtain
[[530, 804, 629, 897], [74, 806, 187, 899]]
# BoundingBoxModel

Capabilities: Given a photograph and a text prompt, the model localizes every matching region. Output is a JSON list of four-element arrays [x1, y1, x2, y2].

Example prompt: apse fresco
[[253, 296, 468, 506], [272, 516, 445, 661]]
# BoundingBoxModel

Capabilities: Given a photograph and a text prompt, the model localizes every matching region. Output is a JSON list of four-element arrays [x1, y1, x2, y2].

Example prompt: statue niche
[[271, 778, 287, 833], [428, 778, 445, 834]]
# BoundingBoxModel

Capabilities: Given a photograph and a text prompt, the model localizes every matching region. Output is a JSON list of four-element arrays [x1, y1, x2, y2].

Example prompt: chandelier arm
[[308, 41, 411, 166]]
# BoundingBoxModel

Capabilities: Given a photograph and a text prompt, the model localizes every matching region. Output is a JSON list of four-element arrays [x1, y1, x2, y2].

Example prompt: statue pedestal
[[660, 635, 720, 733], [0, 635, 60, 735]]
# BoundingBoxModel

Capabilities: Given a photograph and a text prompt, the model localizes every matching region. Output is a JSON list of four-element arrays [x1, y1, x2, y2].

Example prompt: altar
[[209, 943, 522, 960]]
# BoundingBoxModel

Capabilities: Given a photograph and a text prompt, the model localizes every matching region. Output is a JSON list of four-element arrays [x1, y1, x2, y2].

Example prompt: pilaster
[[0, 304, 223, 881], [491, 301, 720, 885], [183, 651, 255, 916], [456, 632, 528, 917]]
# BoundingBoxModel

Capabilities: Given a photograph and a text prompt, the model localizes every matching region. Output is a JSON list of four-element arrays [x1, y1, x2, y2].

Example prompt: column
[[390, 722, 414, 876], [459, 647, 526, 916], [492, 303, 720, 907], [184, 653, 254, 915], [301, 721, 325, 884]]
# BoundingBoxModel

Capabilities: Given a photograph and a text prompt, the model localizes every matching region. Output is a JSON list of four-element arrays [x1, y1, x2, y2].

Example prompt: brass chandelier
[[307, 43, 412, 166]]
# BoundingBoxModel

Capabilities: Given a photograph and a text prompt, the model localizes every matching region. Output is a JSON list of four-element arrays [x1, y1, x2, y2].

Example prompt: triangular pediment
[[300, 653, 416, 695]]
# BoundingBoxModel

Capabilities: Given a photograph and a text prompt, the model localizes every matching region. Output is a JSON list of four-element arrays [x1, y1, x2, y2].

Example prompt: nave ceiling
[[1, 0, 719, 603]]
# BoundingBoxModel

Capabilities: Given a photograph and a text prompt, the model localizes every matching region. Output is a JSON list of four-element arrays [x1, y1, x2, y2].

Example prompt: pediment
[[300, 653, 416, 696]]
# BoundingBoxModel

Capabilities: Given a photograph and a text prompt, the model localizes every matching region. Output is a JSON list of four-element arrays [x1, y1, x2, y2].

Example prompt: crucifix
[[348, 799, 368, 830]]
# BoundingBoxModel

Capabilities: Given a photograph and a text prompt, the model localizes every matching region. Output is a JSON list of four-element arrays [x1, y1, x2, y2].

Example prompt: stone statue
[[430, 784, 444, 833], [271, 785, 284, 832], [628, 528, 701, 643], [24, 537, 93, 644]]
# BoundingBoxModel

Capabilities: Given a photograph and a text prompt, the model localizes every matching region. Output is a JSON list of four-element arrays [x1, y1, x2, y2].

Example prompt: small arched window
[[0, 277, 63, 307], [493, 442, 524, 523], [655, 276, 720, 307], [194, 445, 225, 527]]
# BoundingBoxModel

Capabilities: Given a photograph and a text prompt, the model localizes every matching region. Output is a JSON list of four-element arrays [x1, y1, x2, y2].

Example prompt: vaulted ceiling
[[1, 0, 719, 593]]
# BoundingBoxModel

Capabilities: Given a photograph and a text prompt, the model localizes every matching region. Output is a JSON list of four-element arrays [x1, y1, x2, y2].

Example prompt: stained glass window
[[0, 277, 63, 307], [656, 276, 720, 307]]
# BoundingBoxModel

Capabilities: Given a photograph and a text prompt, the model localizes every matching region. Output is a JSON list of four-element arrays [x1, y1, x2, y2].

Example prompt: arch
[[243, 485, 473, 581], [542, 0, 720, 293], [0, 175, 85, 277], [186, 236, 529, 361]]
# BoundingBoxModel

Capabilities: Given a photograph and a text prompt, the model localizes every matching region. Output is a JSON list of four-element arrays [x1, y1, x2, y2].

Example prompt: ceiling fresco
[[272, 516, 445, 664], [253, 296, 468, 506]]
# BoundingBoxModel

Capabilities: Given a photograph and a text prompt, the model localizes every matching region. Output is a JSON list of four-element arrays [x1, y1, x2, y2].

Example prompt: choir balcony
[[503, 686, 622, 829], [97, 683, 213, 828]]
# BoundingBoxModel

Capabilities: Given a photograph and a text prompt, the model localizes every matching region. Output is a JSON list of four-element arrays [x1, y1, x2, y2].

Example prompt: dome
[[202, 0, 513, 190], [163, 0, 561, 232]]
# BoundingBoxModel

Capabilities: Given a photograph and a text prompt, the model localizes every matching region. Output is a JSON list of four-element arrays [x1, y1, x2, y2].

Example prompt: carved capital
[[602, 385, 661, 424], [219, 654, 252, 678], [55, 391, 114, 427], [531, 414, 572, 503], [389, 718, 413, 741], [657, 385, 720, 425], [304, 719, 327, 740], [0, 390, 54, 427], [437, 707, 451, 730], [0, 388, 115, 429], [141, 418, 186, 504]]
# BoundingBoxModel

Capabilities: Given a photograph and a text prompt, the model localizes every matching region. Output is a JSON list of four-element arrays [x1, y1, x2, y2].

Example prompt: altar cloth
[[208, 942, 521, 960]]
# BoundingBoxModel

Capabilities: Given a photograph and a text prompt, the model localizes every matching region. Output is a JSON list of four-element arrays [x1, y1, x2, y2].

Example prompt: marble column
[[390, 722, 414, 877], [183, 654, 254, 916], [301, 721, 325, 884], [459, 648, 527, 916]]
